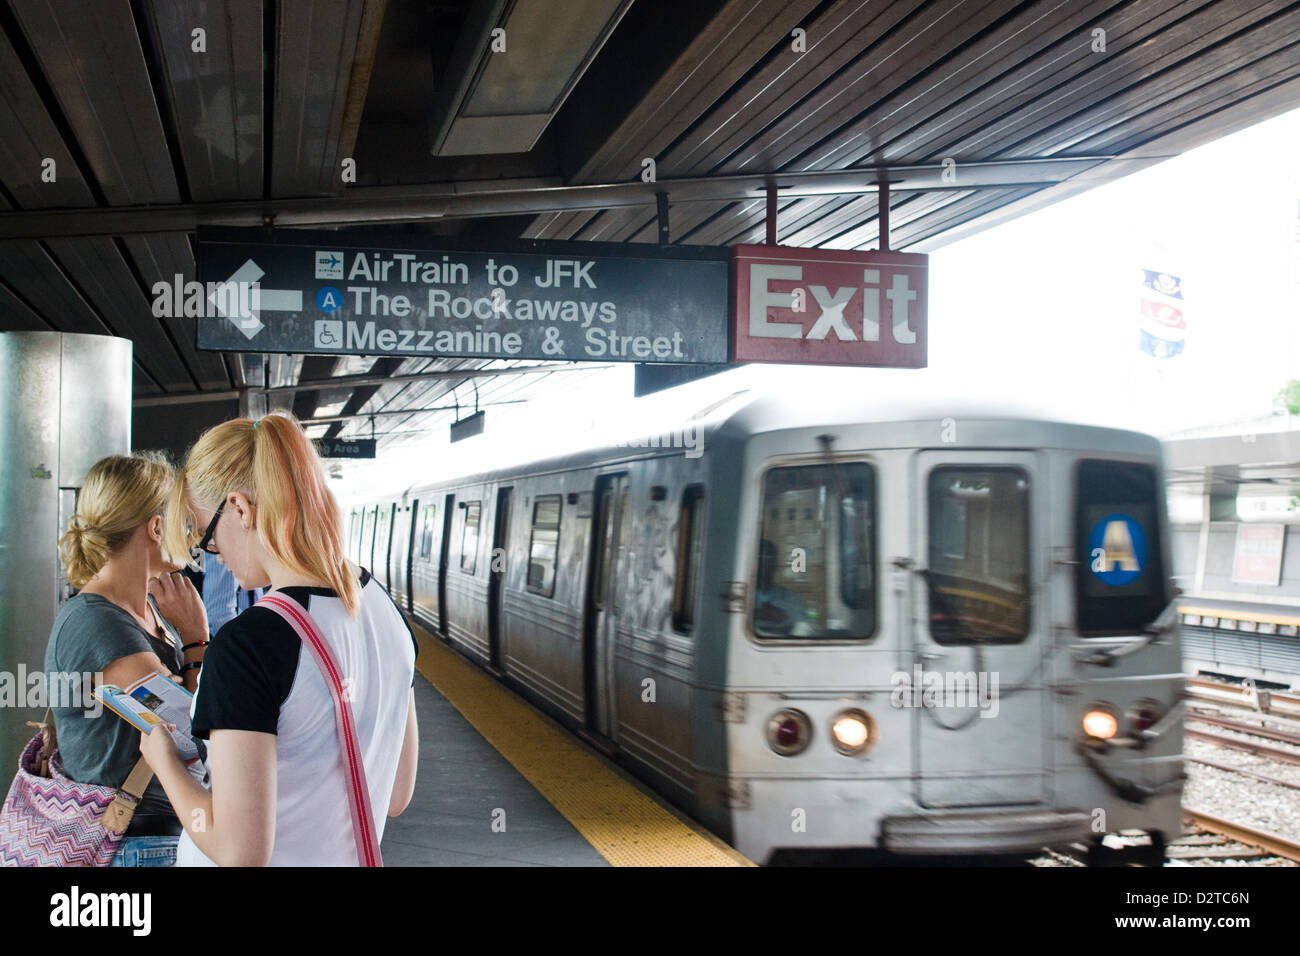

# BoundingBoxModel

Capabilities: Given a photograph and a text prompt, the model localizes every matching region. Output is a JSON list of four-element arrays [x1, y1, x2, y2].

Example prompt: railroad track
[[1183, 727, 1300, 766], [1186, 711, 1300, 745], [1180, 809, 1300, 864], [1187, 679, 1300, 718], [1034, 812, 1300, 866], [1184, 753, 1300, 790]]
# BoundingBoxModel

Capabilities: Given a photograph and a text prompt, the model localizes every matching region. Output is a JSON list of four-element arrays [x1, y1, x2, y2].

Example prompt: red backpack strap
[[258, 593, 383, 867]]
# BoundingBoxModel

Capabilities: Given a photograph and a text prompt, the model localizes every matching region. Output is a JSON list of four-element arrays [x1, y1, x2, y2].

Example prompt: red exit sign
[[732, 244, 928, 367]]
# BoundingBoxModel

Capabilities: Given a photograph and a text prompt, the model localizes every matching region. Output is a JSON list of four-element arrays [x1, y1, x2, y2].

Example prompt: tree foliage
[[1279, 380, 1300, 416]]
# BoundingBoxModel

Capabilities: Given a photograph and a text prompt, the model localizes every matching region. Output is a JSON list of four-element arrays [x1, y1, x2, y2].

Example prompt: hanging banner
[[1138, 268, 1186, 359]]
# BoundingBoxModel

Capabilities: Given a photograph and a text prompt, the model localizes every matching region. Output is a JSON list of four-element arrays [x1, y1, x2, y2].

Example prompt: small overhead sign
[[194, 227, 730, 364], [449, 410, 486, 443], [731, 244, 927, 367], [316, 438, 376, 459]]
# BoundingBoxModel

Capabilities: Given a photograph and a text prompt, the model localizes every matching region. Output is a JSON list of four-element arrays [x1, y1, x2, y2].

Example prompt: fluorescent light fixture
[[430, 0, 632, 156]]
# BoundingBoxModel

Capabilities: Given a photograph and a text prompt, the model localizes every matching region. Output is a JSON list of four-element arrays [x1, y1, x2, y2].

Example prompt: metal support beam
[[655, 189, 676, 243], [132, 362, 607, 407], [301, 399, 525, 426], [656, 191, 670, 244], [765, 182, 777, 245], [0, 158, 1124, 239], [240, 388, 267, 420]]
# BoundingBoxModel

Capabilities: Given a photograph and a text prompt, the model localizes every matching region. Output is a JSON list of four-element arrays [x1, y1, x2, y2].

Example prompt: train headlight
[[1082, 705, 1120, 740], [766, 709, 812, 756], [830, 709, 874, 756], [1127, 699, 1165, 734]]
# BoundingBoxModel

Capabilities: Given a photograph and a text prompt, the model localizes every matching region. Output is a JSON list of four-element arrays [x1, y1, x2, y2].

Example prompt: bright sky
[[336, 105, 1300, 506]]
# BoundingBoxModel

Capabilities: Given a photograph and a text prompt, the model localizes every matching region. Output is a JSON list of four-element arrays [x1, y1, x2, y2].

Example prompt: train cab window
[[460, 501, 481, 573], [926, 468, 1029, 645], [673, 485, 706, 633], [526, 495, 562, 597], [753, 464, 876, 640], [419, 504, 436, 560], [1075, 460, 1167, 635]]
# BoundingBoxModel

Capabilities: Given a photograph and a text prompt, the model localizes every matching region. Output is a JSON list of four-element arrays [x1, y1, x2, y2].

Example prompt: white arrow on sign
[[206, 258, 304, 340]]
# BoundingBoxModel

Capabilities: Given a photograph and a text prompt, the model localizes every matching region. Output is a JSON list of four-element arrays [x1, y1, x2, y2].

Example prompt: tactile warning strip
[[412, 627, 753, 867]]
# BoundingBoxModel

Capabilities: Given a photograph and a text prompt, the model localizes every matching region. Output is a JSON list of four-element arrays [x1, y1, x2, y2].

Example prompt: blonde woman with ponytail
[[44, 452, 211, 867], [141, 413, 419, 866]]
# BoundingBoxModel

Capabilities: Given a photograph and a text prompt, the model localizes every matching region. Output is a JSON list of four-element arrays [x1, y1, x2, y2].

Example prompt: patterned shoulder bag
[[0, 710, 153, 866]]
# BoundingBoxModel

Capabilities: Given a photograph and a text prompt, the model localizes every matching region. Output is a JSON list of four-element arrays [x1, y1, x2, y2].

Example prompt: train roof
[[384, 370, 1162, 501]]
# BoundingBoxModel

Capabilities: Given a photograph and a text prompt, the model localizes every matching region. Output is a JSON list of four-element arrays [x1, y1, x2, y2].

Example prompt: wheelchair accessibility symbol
[[1086, 514, 1147, 586], [314, 320, 343, 349], [316, 286, 342, 312]]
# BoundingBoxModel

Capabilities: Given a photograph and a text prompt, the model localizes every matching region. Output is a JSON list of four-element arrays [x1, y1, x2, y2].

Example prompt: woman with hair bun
[[143, 413, 418, 867], [44, 452, 211, 867]]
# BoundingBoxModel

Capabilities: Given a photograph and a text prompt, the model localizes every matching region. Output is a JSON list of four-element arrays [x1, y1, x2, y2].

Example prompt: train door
[[347, 510, 360, 564], [360, 508, 374, 571], [375, 504, 393, 589], [438, 493, 455, 637], [366, 506, 379, 573], [911, 450, 1048, 808], [390, 503, 410, 607], [487, 487, 512, 673], [404, 499, 419, 614], [582, 473, 628, 741], [385, 503, 396, 587]]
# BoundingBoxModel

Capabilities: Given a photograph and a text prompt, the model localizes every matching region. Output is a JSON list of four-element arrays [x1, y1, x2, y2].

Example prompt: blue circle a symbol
[[316, 286, 342, 312], [1086, 514, 1147, 586]]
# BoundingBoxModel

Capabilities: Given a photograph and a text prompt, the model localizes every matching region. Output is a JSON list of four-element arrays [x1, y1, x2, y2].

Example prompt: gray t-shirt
[[43, 593, 185, 830]]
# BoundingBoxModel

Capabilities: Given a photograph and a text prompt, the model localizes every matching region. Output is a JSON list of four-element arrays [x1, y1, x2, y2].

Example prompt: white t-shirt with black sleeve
[[176, 570, 417, 867]]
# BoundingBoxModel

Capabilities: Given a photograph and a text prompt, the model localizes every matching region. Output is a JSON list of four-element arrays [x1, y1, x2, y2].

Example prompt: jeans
[[110, 835, 178, 867]]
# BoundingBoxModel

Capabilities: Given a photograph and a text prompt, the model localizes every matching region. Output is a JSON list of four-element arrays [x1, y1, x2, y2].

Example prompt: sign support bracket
[[765, 180, 777, 245], [878, 179, 891, 252]]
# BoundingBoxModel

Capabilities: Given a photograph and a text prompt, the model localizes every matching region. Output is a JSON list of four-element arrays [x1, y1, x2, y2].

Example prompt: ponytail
[[252, 415, 359, 614]]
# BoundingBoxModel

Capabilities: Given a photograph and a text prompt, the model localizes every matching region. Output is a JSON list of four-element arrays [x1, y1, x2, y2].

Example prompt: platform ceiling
[[3, 0, 1300, 450]]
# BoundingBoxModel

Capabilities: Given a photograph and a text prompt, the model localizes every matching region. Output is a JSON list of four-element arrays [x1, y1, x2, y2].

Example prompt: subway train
[[347, 389, 1185, 864]]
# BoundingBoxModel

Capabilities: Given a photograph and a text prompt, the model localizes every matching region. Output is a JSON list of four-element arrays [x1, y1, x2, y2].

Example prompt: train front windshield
[[754, 463, 876, 639]]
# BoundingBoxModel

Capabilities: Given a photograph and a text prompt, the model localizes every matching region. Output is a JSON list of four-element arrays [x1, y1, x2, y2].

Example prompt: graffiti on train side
[[627, 497, 678, 632]]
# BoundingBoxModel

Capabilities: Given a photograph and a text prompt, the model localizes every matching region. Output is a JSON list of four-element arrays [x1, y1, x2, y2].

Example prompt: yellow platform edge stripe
[[411, 626, 754, 867]]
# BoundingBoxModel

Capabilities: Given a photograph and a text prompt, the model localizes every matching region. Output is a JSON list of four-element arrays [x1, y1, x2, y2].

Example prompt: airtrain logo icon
[[1087, 514, 1147, 586], [315, 250, 344, 279]]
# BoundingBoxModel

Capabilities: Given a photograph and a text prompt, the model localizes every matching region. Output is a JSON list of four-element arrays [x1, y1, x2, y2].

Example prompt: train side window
[[754, 463, 876, 640], [926, 467, 1030, 645], [672, 485, 706, 633], [1075, 459, 1167, 635], [526, 495, 563, 597], [460, 501, 481, 574], [419, 504, 436, 560]]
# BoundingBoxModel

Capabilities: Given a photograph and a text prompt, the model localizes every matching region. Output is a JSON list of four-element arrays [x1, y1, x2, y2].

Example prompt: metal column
[[0, 332, 132, 764]]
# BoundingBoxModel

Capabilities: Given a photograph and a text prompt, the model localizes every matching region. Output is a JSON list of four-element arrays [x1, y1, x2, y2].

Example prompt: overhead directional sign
[[315, 438, 376, 459], [194, 227, 730, 363]]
